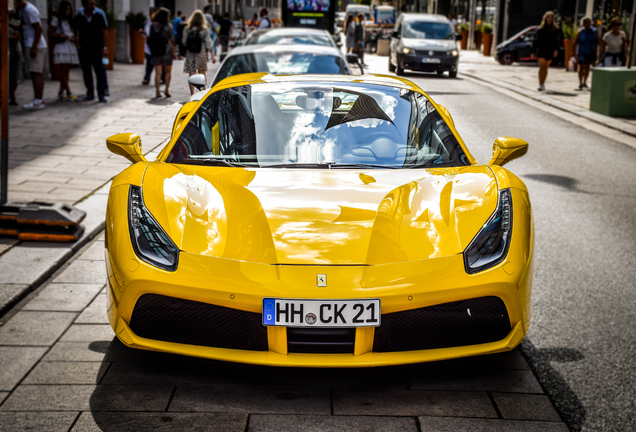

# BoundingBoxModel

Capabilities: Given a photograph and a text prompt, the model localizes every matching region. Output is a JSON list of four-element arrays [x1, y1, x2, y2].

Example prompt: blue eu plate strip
[[263, 298, 275, 325]]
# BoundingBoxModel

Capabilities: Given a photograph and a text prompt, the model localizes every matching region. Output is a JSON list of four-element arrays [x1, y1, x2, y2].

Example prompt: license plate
[[422, 58, 441, 63], [263, 298, 381, 327]]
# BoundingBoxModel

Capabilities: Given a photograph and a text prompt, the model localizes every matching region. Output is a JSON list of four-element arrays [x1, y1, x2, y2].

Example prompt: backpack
[[147, 24, 167, 56], [186, 29, 203, 53]]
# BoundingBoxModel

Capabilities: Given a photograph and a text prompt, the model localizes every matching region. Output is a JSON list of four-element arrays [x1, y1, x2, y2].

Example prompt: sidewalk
[[0, 60, 219, 315], [459, 50, 636, 139], [0, 233, 568, 431]]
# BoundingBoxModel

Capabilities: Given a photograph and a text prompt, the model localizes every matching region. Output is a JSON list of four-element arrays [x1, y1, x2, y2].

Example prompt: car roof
[[247, 28, 331, 38], [400, 13, 450, 23], [211, 73, 423, 94], [228, 44, 344, 57]]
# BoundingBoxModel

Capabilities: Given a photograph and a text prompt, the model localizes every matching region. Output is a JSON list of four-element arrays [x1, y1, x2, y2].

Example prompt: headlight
[[464, 189, 512, 274], [402, 47, 412, 54], [128, 185, 179, 272], [449, 49, 459, 57]]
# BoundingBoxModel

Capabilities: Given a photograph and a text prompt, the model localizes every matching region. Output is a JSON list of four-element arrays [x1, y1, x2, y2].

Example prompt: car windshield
[[166, 82, 468, 169], [213, 53, 349, 86], [246, 34, 333, 46], [403, 22, 453, 40]]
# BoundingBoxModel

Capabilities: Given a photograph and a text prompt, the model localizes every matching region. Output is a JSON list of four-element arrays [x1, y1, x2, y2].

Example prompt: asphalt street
[[395, 68, 636, 431]]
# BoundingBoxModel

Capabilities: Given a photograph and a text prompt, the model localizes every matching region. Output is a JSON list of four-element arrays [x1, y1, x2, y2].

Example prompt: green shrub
[[125, 12, 146, 30], [481, 22, 493, 34]]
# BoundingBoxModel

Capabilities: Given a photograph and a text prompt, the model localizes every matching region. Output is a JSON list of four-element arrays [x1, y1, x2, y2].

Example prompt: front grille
[[129, 294, 268, 351], [415, 50, 446, 56], [373, 296, 511, 352], [287, 328, 355, 354]]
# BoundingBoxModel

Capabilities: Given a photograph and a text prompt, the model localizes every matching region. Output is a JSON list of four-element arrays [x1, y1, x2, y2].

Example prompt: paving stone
[[42, 339, 186, 362], [0, 284, 30, 314], [23, 361, 110, 385], [0, 245, 72, 284], [78, 240, 107, 261], [71, 412, 248, 432], [0, 412, 79, 432], [248, 414, 418, 432], [409, 350, 531, 371], [53, 259, 107, 285], [409, 368, 543, 394], [333, 389, 497, 418], [22, 283, 103, 312], [0, 346, 48, 390], [417, 416, 570, 431], [0, 311, 77, 346], [60, 324, 116, 342], [0, 384, 173, 411], [492, 393, 562, 422], [255, 365, 408, 389], [75, 294, 109, 324], [0, 392, 7, 405], [169, 386, 331, 414], [101, 360, 256, 386]]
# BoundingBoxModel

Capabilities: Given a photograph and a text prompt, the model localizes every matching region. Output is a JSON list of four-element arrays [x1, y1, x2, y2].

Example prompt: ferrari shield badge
[[317, 274, 327, 287]]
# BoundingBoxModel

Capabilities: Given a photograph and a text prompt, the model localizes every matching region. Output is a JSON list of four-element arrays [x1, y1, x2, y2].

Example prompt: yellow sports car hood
[[142, 164, 498, 265]]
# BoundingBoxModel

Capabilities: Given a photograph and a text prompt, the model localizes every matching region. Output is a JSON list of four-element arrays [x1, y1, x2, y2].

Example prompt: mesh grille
[[373, 296, 511, 352], [287, 328, 356, 354], [129, 294, 268, 351]]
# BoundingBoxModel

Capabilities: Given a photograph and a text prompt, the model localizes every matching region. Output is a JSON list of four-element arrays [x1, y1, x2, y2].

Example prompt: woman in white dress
[[49, 0, 79, 101]]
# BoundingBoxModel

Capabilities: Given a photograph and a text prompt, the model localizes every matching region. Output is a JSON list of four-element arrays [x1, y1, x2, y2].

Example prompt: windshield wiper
[[329, 163, 401, 169], [176, 158, 253, 168]]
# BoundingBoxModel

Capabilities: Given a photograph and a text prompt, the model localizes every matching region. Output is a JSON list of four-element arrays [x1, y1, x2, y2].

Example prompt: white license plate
[[263, 298, 381, 327], [422, 58, 441, 63]]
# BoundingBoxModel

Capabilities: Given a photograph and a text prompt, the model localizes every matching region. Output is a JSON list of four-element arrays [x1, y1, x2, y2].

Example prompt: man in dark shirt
[[218, 12, 233, 58], [74, 0, 107, 102]]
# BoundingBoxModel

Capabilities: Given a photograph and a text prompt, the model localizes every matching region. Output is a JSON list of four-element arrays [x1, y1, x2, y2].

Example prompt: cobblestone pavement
[[0, 233, 569, 431]]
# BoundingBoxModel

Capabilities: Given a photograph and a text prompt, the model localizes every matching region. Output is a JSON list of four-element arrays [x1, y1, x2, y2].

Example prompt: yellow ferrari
[[105, 73, 533, 367]]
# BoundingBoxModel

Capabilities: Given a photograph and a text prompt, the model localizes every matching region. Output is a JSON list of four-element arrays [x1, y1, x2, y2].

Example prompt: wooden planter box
[[482, 33, 492, 56], [105, 29, 116, 70], [129, 29, 145, 64], [460, 30, 468, 50]]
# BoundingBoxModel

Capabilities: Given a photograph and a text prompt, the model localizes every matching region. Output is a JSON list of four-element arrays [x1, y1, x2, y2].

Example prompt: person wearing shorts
[[534, 11, 560, 92], [14, 0, 47, 110], [572, 17, 599, 90]]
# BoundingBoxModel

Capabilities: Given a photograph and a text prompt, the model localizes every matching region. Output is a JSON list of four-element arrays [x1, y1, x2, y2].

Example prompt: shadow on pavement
[[520, 339, 586, 431], [523, 174, 581, 192]]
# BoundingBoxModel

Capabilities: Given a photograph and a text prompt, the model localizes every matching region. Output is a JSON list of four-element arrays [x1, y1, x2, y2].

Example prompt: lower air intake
[[373, 296, 511, 352], [287, 328, 356, 354], [129, 294, 268, 351]]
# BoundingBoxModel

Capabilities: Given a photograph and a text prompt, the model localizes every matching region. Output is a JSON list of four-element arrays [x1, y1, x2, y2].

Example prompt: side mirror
[[106, 133, 147, 164], [455, 33, 462, 41], [188, 74, 206, 91], [488, 137, 528, 166], [391, 31, 399, 38]]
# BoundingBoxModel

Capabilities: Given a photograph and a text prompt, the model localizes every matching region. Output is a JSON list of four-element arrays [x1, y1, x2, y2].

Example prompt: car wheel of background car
[[396, 65, 404, 76], [499, 52, 514, 65], [449, 71, 458, 78], [388, 53, 396, 72]]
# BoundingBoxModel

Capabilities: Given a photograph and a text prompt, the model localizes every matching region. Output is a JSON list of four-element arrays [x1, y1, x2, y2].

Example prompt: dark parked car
[[496, 25, 564, 66]]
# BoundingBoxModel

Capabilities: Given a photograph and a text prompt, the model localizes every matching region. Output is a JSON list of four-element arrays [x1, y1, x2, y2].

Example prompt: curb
[[461, 71, 636, 139]]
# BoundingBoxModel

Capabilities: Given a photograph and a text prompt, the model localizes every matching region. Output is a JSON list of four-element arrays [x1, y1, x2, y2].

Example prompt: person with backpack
[[258, 7, 271, 29], [147, 7, 176, 98], [182, 10, 215, 95]]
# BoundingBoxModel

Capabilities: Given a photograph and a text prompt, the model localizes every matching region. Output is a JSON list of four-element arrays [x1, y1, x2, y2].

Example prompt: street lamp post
[[1, 0, 9, 205]]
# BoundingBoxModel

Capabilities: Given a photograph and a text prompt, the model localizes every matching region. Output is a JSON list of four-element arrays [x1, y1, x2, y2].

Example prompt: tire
[[396, 64, 404, 76], [499, 52, 514, 65], [388, 53, 396, 72], [449, 71, 458, 78]]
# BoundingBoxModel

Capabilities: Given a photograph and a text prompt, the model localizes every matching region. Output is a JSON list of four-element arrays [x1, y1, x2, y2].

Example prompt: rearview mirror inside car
[[488, 137, 528, 166], [106, 133, 147, 164], [188, 74, 206, 91]]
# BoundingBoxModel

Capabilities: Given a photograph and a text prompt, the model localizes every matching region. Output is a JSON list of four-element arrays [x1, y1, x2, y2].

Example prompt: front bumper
[[398, 53, 459, 72], [105, 185, 533, 367]]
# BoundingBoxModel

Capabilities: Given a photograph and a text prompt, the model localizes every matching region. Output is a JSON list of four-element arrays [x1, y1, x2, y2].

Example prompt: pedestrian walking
[[258, 8, 271, 29], [219, 12, 233, 59], [141, 7, 156, 85], [77, 1, 109, 95], [182, 10, 215, 95], [572, 17, 599, 90], [7, 10, 23, 106], [147, 7, 176, 98], [14, 0, 47, 110], [448, 13, 457, 34], [203, 5, 214, 30], [534, 11, 560, 92], [345, 15, 355, 54], [49, 0, 79, 102], [354, 14, 366, 67], [176, 13, 188, 59], [74, 0, 108, 102], [173, 10, 184, 59], [598, 18, 628, 67]]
